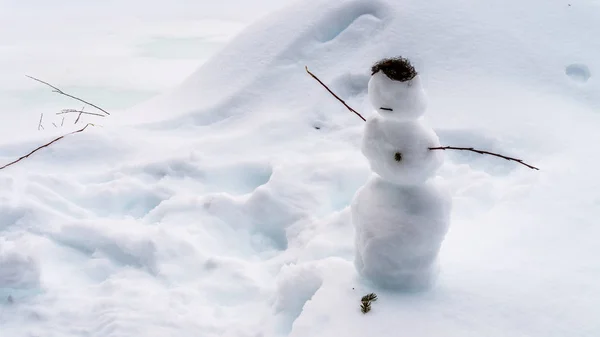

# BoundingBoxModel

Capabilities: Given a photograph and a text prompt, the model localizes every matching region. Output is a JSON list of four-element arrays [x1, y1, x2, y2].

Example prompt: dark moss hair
[[371, 57, 417, 82]]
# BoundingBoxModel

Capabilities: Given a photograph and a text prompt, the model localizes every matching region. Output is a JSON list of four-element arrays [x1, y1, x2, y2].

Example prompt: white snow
[[1, 0, 600, 336]]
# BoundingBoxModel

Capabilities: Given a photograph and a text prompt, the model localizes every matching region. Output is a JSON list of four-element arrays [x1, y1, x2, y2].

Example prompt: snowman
[[351, 57, 452, 291]]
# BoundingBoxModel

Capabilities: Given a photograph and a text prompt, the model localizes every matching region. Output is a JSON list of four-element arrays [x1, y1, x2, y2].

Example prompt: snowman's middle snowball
[[361, 116, 443, 186]]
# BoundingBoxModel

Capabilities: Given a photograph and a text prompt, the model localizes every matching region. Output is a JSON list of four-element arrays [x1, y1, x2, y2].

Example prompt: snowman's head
[[368, 57, 427, 121]]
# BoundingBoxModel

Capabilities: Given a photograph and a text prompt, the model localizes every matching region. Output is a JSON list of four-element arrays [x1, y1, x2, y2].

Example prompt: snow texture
[[1, 0, 600, 336]]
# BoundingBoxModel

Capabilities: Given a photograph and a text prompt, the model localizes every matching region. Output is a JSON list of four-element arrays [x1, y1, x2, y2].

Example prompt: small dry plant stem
[[0, 76, 109, 170], [305, 66, 540, 171], [38, 113, 44, 130], [58, 109, 106, 119], [26, 75, 110, 116]]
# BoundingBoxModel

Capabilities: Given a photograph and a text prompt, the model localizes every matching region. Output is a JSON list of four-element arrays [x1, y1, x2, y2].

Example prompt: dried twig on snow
[[57, 109, 106, 118], [3, 76, 110, 170], [305, 66, 366, 121], [75, 106, 86, 125], [55, 106, 105, 125], [26, 75, 110, 116], [305, 65, 540, 171], [0, 123, 95, 171], [57, 106, 96, 125], [38, 113, 44, 130]]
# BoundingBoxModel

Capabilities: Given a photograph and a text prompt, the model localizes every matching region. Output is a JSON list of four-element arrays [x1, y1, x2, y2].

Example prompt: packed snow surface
[[1, 0, 600, 336]]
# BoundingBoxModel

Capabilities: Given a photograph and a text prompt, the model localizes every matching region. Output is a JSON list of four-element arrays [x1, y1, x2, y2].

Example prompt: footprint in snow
[[565, 63, 591, 83]]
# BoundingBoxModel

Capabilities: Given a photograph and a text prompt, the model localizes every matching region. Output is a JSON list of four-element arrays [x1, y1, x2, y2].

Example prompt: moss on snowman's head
[[371, 57, 417, 82]]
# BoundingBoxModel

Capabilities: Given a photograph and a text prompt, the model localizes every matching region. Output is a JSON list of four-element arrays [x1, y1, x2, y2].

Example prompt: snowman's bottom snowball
[[354, 241, 440, 291], [351, 175, 451, 291]]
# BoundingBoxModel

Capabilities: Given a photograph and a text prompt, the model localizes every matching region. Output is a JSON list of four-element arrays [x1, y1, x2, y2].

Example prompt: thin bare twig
[[305, 65, 540, 170], [38, 113, 44, 130], [429, 146, 539, 170], [57, 109, 106, 118], [52, 123, 58, 128], [26, 75, 110, 116], [61, 117, 65, 127], [305, 66, 366, 121], [0, 124, 95, 171], [74, 106, 85, 125]]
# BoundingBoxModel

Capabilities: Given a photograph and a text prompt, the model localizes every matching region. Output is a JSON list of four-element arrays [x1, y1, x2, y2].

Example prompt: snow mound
[[120, 0, 395, 126], [272, 261, 324, 333], [122, 0, 600, 129]]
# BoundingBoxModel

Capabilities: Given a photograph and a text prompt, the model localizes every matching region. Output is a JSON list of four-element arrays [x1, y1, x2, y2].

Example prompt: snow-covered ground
[[1, 0, 599, 336]]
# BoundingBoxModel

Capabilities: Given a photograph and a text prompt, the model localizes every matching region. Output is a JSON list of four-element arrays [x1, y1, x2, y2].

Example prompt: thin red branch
[[0, 124, 94, 171], [26, 75, 110, 116], [429, 146, 539, 170], [305, 66, 366, 121]]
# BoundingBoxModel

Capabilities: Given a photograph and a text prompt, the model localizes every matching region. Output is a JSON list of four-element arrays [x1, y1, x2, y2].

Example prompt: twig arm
[[429, 146, 539, 170], [305, 66, 366, 122]]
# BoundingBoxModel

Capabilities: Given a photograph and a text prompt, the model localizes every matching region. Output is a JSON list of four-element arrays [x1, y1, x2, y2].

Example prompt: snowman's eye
[[394, 152, 402, 162], [380, 107, 393, 111]]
